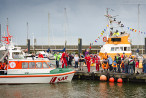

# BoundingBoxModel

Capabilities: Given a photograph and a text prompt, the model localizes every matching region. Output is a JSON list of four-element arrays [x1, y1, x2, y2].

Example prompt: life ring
[[103, 36, 107, 42]]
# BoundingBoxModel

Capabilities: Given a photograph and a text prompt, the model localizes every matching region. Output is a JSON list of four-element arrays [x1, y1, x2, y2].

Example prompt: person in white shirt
[[74, 54, 79, 68]]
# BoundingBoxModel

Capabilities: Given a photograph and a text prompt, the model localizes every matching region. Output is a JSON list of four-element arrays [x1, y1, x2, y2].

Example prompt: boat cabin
[[7, 60, 55, 75]]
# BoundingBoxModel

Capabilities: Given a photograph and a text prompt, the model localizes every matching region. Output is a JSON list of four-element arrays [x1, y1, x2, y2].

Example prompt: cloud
[[0, 0, 146, 45]]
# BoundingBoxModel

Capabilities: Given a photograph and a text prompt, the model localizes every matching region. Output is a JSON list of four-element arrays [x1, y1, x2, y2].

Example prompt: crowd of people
[[36, 49, 146, 74]]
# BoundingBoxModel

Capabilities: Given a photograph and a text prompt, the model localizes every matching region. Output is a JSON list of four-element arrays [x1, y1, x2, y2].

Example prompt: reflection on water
[[0, 80, 145, 98]]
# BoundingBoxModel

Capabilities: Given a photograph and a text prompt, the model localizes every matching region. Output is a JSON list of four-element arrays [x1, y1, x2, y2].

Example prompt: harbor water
[[0, 80, 145, 98]]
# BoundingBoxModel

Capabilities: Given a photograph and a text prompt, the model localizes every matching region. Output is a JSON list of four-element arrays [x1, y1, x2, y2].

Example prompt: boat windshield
[[12, 52, 24, 59], [46, 62, 55, 68]]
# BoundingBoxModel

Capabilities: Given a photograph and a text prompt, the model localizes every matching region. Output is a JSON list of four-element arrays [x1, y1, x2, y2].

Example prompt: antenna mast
[[64, 8, 68, 48], [48, 13, 50, 46]]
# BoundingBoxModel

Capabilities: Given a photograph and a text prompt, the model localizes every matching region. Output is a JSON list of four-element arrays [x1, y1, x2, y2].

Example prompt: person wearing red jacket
[[94, 55, 100, 71], [85, 54, 91, 72], [38, 53, 44, 58], [61, 51, 68, 68]]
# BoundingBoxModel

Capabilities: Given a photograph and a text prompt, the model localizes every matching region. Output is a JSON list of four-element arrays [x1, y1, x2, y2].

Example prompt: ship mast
[[64, 8, 68, 49], [106, 8, 110, 39]]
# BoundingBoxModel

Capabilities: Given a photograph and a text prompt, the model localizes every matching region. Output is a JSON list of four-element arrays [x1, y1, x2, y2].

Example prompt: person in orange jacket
[[61, 51, 68, 68], [85, 54, 91, 72]]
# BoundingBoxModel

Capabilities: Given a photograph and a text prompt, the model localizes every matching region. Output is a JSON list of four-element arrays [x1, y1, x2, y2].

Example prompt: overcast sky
[[0, 0, 146, 45]]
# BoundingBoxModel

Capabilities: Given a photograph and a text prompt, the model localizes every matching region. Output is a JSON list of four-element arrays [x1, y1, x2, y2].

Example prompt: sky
[[0, 0, 146, 45]]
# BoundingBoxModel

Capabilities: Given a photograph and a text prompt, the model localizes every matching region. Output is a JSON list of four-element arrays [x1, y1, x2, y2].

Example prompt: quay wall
[[18, 45, 145, 54], [73, 71, 146, 83]]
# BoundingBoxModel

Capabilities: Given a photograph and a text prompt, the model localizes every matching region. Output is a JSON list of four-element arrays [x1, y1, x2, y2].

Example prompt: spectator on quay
[[54, 52, 61, 68], [97, 53, 101, 67], [121, 52, 126, 60], [61, 51, 68, 68], [68, 53, 74, 67], [85, 49, 89, 57], [85, 54, 91, 72], [121, 59, 125, 73], [128, 55, 134, 74], [66, 53, 69, 66], [83, 49, 86, 57], [107, 55, 113, 71], [113, 56, 117, 72], [79, 53, 85, 71], [117, 54, 121, 73], [45, 51, 49, 59], [135, 58, 140, 74], [94, 54, 100, 71], [142, 54, 146, 73], [103, 52, 108, 60], [38, 53, 44, 58], [74, 54, 79, 69], [123, 55, 129, 73], [133, 57, 136, 73]]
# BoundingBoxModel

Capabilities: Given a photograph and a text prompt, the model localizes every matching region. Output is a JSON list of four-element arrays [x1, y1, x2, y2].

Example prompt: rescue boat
[[0, 20, 75, 84], [99, 33, 132, 59], [0, 59, 75, 84], [99, 9, 132, 60], [0, 43, 75, 84]]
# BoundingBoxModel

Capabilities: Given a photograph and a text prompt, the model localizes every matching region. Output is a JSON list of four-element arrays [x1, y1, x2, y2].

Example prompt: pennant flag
[[107, 25, 109, 27], [101, 33, 103, 35], [96, 39, 98, 40], [102, 31, 104, 33], [132, 29, 134, 31], [100, 35, 102, 36], [144, 32, 145, 34], [139, 31, 140, 33], [135, 30, 137, 32], [127, 27, 129, 29], [95, 40, 97, 42], [104, 29, 106, 32]]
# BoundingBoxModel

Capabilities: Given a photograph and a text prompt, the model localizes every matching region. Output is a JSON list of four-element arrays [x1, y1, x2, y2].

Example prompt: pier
[[72, 66, 146, 83]]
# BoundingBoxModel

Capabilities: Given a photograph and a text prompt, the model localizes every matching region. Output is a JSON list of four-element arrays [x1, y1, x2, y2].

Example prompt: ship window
[[115, 47, 119, 51], [120, 47, 123, 51], [111, 47, 114, 51], [128, 47, 131, 51], [22, 62, 28, 69], [43, 62, 49, 68], [36, 62, 42, 68], [124, 47, 128, 51], [29, 62, 35, 68]]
